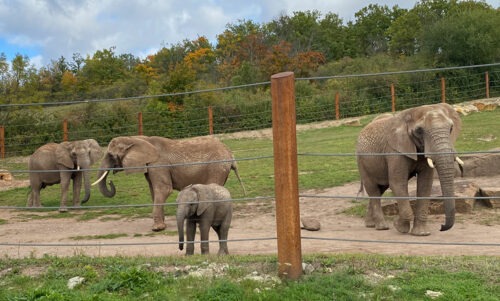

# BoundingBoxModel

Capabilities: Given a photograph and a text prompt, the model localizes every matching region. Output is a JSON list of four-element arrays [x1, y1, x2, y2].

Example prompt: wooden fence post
[[335, 92, 340, 120], [138, 112, 143, 135], [62, 119, 68, 142], [271, 71, 302, 280], [0, 126, 4, 159], [391, 83, 396, 112], [485, 71, 490, 99], [208, 106, 214, 135], [441, 77, 446, 103]]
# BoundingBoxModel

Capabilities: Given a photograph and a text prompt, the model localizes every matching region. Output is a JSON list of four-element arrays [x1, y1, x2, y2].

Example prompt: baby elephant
[[176, 183, 233, 255]]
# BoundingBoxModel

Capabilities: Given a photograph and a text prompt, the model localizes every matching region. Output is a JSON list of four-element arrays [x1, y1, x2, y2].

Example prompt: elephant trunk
[[429, 130, 456, 231], [96, 156, 116, 198], [177, 208, 185, 250], [81, 169, 91, 204]]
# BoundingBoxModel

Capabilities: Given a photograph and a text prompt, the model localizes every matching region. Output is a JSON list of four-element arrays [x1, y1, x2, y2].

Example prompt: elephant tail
[[356, 180, 365, 198], [231, 160, 247, 196]]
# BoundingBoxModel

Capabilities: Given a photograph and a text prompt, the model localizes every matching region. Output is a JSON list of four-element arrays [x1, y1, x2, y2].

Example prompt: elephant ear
[[55, 142, 75, 169], [439, 103, 462, 143], [84, 139, 103, 164], [387, 112, 418, 161], [122, 138, 159, 174], [193, 185, 211, 216]]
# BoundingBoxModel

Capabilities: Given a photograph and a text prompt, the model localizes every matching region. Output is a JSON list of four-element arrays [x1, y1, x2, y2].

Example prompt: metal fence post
[[485, 71, 490, 99], [0, 126, 4, 159], [335, 92, 340, 120], [441, 77, 446, 103], [271, 71, 302, 280], [391, 83, 396, 112]]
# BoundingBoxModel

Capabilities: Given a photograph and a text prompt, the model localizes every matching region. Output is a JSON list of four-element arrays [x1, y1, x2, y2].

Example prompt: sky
[[0, 0, 498, 68]]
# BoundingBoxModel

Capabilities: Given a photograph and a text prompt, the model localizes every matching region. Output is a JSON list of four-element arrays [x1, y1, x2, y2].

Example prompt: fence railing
[[1, 65, 499, 279]]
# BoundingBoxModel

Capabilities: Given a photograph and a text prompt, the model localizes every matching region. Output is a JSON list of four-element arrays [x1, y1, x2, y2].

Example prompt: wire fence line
[[1, 65, 499, 255]]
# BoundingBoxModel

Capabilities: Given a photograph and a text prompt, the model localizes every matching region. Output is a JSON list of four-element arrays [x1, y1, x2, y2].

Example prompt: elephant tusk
[[77, 165, 81, 171], [455, 156, 464, 166], [427, 158, 435, 169], [91, 170, 109, 186]]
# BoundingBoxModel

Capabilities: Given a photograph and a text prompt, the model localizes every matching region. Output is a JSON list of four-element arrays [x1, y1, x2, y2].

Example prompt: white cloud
[[0, 0, 497, 66]]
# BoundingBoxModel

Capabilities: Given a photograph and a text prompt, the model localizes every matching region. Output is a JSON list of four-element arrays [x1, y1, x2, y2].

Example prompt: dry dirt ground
[[0, 178, 499, 259]]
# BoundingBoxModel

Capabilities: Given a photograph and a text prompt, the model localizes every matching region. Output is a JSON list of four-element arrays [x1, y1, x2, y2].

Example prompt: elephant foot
[[411, 225, 431, 236], [152, 222, 166, 232], [393, 218, 411, 233], [58, 207, 68, 213], [365, 217, 389, 230], [375, 223, 389, 230]]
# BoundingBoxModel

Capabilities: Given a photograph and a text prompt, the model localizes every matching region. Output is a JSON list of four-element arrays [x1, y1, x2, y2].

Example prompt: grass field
[[0, 108, 499, 300]]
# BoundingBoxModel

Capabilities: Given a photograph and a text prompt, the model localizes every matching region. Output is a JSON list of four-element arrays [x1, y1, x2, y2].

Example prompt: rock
[[425, 290, 443, 299], [382, 180, 480, 215], [301, 218, 321, 231], [0, 170, 13, 181], [479, 186, 500, 208], [67, 276, 85, 289], [455, 148, 500, 177], [302, 262, 315, 274]]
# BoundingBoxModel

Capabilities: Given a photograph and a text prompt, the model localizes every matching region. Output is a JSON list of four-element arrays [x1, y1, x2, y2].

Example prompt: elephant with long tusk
[[356, 103, 462, 236], [93, 135, 245, 232]]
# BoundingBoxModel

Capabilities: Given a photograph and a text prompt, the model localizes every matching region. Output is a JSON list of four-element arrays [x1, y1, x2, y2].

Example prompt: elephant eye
[[450, 125, 453, 133], [414, 127, 424, 136]]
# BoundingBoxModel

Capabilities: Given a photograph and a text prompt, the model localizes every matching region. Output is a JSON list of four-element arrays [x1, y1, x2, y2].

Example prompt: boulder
[[0, 170, 13, 181], [301, 217, 321, 231], [479, 186, 500, 208], [455, 148, 500, 177]]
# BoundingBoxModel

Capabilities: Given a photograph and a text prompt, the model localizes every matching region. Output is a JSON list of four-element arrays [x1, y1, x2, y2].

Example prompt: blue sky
[[0, 0, 497, 68]]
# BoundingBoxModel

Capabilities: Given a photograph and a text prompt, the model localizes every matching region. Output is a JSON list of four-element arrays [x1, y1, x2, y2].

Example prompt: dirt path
[[1, 181, 498, 258]]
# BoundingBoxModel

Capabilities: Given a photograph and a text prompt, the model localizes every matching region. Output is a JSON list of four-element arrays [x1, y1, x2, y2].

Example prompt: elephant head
[[388, 103, 462, 231], [93, 136, 159, 197], [56, 139, 102, 203], [176, 185, 209, 251]]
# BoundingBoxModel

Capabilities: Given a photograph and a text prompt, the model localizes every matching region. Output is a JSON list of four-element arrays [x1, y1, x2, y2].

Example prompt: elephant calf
[[176, 183, 233, 255], [27, 139, 102, 212]]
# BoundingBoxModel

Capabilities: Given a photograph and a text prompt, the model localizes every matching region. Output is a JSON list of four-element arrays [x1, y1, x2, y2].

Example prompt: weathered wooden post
[[138, 112, 143, 135], [335, 92, 340, 120], [391, 83, 396, 112], [441, 77, 446, 103], [208, 106, 214, 135], [271, 71, 302, 280], [62, 119, 68, 142]]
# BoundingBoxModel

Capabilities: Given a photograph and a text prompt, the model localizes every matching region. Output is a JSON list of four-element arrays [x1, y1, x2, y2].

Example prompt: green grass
[[0, 254, 498, 300]]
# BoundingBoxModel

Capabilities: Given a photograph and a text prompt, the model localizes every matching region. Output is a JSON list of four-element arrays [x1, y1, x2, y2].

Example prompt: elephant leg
[[363, 182, 389, 230], [390, 182, 413, 234], [59, 172, 71, 213], [411, 169, 433, 236], [148, 173, 170, 231], [185, 219, 196, 255], [214, 223, 230, 255], [199, 219, 211, 255]]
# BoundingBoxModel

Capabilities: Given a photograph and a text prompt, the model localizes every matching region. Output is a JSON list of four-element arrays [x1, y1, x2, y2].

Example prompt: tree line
[[0, 0, 498, 107]]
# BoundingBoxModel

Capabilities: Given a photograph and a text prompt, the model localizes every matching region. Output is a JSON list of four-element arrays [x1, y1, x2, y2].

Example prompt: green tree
[[422, 7, 500, 66], [349, 4, 406, 56]]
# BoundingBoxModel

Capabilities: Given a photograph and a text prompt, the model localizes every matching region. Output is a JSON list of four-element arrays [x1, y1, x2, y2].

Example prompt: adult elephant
[[27, 139, 103, 212], [356, 103, 462, 236], [93, 135, 245, 232]]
